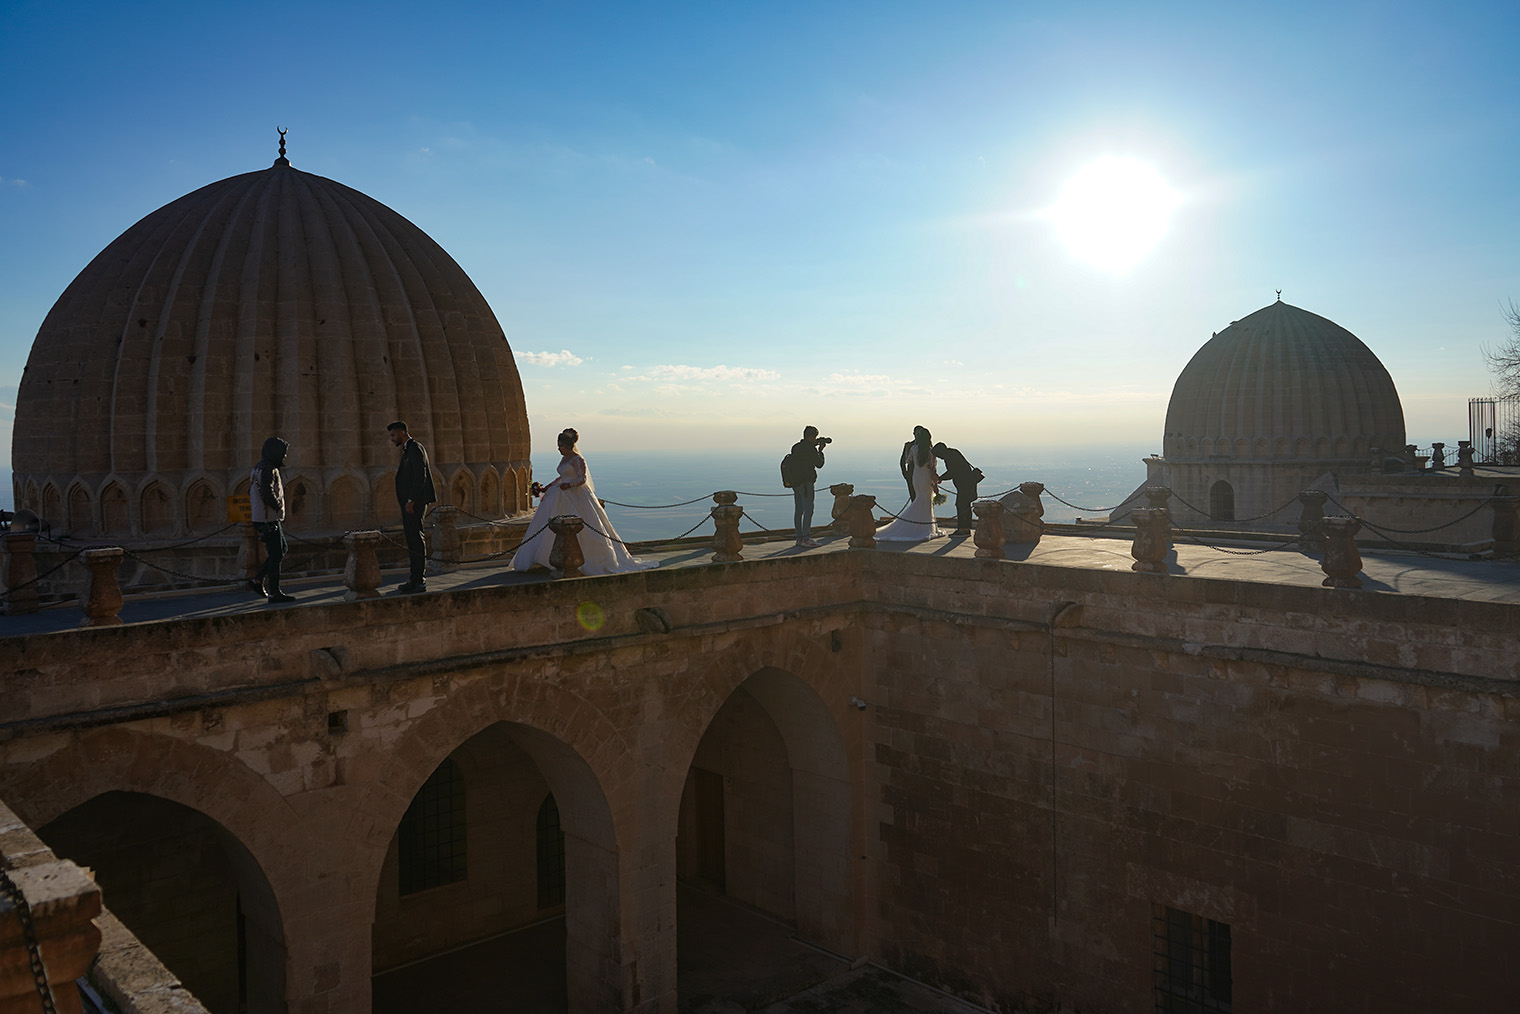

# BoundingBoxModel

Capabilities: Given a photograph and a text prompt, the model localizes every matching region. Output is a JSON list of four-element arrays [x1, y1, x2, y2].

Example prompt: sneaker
[[397, 580, 426, 594], [798, 538, 821, 548], [246, 578, 266, 595], [266, 592, 296, 604]]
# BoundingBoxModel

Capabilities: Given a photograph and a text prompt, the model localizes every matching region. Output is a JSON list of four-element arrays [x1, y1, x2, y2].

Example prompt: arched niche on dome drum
[[42, 485, 61, 532], [68, 484, 92, 537], [330, 475, 367, 531], [284, 476, 314, 530], [101, 482, 130, 536], [449, 469, 473, 515], [185, 479, 220, 534], [21, 481, 38, 515], [479, 469, 501, 517], [141, 481, 175, 535], [1210, 481, 1235, 522]]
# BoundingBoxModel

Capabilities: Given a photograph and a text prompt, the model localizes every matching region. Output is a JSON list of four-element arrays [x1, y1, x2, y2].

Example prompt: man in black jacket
[[933, 441, 983, 538], [388, 421, 437, 592]]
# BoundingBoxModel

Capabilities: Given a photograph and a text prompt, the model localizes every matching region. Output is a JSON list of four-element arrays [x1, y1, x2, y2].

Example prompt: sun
[[1046, 156, 1181, 273]]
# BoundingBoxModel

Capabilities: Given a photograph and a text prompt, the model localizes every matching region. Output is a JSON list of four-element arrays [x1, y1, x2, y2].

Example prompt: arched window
[[1210, 480, 1235, 522], [398, 758, 467, 895], [536, 793, 566, 909]]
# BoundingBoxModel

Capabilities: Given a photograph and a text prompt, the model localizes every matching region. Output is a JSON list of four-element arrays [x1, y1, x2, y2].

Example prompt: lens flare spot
[[576, 601, 606, 632]]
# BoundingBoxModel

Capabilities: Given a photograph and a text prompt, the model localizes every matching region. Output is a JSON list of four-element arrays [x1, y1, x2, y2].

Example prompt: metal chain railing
[[1167, 490, 1302, 524], [0, 865, 60, 1013], [1322, 488, 1500, 535]]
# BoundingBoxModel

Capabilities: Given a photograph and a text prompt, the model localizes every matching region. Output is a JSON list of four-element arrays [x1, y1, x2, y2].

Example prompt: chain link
[[1322, 488, 1500, 535], [0, 866, 60, 1014]]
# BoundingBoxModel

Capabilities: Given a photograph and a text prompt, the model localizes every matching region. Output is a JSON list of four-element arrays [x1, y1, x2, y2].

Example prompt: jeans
[[793, 482, 815, 540], [253, 521, 286, 594]]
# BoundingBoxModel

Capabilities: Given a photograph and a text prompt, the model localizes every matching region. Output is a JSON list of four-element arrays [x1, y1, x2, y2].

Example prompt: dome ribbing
[[13, 158, 531, 535], [1163, 301, 1405, 461]]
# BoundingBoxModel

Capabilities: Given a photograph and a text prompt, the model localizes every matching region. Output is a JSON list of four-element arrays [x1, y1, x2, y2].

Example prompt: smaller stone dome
[[1163, 300, 1405, 463]]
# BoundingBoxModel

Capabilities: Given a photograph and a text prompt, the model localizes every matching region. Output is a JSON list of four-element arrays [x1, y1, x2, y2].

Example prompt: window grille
[[1153, 904, 1231, 1013], [398, 757, 467, 895], [537, 793, 566, 908]]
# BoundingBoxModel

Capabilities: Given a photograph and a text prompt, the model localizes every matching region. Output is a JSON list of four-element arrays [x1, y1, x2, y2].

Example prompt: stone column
[[828, 483, 855, 531], [1002, 482, 1045, 544], [845, 495, 877, 549], [548, 515, 586, 577], [1130, 507, 1171, 573], [79, 547, 124, 627], [710, 492, 743, 563], [1457, 440, 1475, 477], [430, 504, 461, 571], [343, 531, 383, 600], [972, 501, 1005, 559], [1297, 490, 1328, 555], [0, 862, 102, 1014], [1490, 496, 1519, 558], [1431, 442, 1446, 470], [2, 532, 39, 616], [1320, 516, 1364, 589]]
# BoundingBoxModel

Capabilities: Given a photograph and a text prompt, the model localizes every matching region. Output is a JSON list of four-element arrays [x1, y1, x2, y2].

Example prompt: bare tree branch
[[1482, 299, 1520, 397]]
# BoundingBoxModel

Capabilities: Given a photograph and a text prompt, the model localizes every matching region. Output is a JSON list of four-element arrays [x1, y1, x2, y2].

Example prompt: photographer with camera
[[786, 425, 831, 547]]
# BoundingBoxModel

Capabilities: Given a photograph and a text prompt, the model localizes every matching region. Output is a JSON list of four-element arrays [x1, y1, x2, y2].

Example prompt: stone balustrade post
[[1002, 481, 1045, 544], [79, 547, 125, 627], [343, 531, 383, 600], [1370, 444, 1384, 474], [1404, 444, 1419, 470], [1457, 440, 1475, 477], [1142, 487, 1174, 553], [1320, 516, 1364, 589], [1130, 507, 1171, 573], [548, 515, 586, 577], [430, 504, 461, 571], [845, 495, 878, 549], [710, 492, 743, 563], [1297, 489, 1328, 555], [0, 862, 102, 1014], [972, 501, 1005, 559], [1489, 496, 1519, 558], [1430, 442, 1446, 470], [2, 532, 39, 616], [828, 483, 855, 531]]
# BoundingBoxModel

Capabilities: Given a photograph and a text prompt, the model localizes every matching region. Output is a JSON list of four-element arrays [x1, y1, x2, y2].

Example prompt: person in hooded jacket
[[249, 436, 296, 604]]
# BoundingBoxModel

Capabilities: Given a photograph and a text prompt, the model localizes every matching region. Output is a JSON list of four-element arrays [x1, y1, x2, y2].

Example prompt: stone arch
[[0, 728, 300, 1012], [1254, 437, 1270, 458], [479, 469, 501, 518], [449, 468, 473, 514], [1199, 438, 1214, 458], [1334, 436, 1351, 458], [372, 473, 396, 523], [329, 474, 367, 531], [507, 468, 524, 514], [1210, 479, 1235, 522], [278, 474, 317, 530], [1296, 436, 1311, 458], [67, 483, 93, 536], [21, 480, 38, 513], [185, 478, 221, 533], [41, 483, 62, 531], [359, 677, 628, 1013], [668, 633, 862, 958], [101, 481, 130, 535], [1233, 438, 1249, 458], [140, 480, 175, 535], [1316, 437, 1332, 457]]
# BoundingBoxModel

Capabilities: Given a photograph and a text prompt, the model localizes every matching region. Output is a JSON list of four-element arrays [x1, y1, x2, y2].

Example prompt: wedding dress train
[[513, 455, 653, 574]]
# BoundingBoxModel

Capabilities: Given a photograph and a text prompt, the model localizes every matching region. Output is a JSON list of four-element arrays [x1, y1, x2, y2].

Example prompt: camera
[[816, 436, 833, 446]]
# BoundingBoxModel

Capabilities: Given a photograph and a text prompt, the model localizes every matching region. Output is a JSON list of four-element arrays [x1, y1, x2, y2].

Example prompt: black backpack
[[780, 452, 797, 489]]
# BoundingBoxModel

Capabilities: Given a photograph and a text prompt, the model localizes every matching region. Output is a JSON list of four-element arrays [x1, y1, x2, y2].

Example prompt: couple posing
[[876, 425, 982, 543]]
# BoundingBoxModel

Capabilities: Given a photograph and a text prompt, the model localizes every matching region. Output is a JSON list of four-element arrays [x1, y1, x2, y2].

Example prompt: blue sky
[[2, 0, 1518, 461]]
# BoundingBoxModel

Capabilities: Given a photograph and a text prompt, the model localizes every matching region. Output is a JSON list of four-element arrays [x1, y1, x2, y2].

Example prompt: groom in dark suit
[[933, 441, 983, 537]]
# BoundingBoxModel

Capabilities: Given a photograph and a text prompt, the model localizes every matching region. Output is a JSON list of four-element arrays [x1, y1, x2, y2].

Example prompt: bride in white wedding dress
[[874, 425, 944, 542], [512, 428, 654, 575]]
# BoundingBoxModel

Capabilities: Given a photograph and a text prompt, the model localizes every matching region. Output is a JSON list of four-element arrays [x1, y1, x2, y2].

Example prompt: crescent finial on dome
[[275, 127, 290, 167]]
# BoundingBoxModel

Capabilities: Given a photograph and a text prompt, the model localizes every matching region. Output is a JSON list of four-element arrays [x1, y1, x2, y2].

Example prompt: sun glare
[[1047, 156, 1181, 273]]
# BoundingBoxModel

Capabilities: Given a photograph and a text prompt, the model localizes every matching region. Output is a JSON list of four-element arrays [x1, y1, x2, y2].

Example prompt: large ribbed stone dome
[[1163, 300, 1405, 462], [13, 152, 531, 537]]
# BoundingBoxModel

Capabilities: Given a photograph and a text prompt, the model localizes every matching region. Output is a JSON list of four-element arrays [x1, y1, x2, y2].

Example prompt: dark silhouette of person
[[249, 436, 296, 603], [933, 441, 983, 537], [388, 421, 437, 593]]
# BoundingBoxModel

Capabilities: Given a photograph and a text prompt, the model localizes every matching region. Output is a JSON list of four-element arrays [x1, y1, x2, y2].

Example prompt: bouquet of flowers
[[932, 490, 947, 506], [529, 481, 546, 500]]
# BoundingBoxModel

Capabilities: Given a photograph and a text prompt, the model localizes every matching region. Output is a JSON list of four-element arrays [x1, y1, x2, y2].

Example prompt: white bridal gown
[[513, 454, 654, 574], [874, 448, 943, 542]]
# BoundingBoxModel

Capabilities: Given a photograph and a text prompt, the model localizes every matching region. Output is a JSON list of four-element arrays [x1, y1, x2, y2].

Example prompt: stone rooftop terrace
[[5, 527, 1519, 639]]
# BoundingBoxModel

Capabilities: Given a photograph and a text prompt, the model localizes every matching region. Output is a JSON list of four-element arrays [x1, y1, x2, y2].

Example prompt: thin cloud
[[630, 364, 780, 383], [517, 349, 586, 367], [1, 178, 30, 188]]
